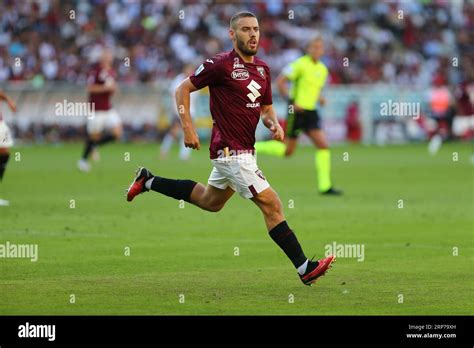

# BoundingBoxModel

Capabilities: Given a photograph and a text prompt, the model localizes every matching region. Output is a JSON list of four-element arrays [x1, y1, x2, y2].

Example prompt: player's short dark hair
[[230, 11, 257, 29]]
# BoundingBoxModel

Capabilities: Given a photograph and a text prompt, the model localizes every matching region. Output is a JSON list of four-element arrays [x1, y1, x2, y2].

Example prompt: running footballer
[[126, 12, 336, 285]]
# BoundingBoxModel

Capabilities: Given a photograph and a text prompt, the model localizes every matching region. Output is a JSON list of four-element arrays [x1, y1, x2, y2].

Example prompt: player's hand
[[105, 78, 117, 94], [183, 127, 200, 150], [109, 82, 118, 94], [270, 122, 284, 141]]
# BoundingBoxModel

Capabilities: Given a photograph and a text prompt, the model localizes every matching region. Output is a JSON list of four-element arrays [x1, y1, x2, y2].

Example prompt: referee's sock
[[315, 149, 332, 192], [254, 140, 285, 157]]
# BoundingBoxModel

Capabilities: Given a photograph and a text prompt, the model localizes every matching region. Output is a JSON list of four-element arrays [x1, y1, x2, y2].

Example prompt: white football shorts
[[0, 121, 13, 148], [86, 109, 121, 135], [208, 153, 270, 199]]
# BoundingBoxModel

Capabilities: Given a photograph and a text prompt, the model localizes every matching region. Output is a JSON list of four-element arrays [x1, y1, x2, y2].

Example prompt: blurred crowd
[[0, 0, 473, 87]]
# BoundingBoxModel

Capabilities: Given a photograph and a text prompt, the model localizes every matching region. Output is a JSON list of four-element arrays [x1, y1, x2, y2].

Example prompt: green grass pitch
[[0, 142, 472, 315]]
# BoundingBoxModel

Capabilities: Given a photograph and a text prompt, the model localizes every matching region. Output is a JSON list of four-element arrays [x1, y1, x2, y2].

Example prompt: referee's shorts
[[286, 105, 321, 139]]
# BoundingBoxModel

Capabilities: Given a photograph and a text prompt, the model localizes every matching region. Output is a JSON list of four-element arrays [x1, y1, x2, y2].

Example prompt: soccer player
[[126, 12, 335, 285], [254, 37, 342, 195], [427, 74, 456, 155], [160, 64, 197, 160], [0, 90, 17, 206], [77, 49, 122, 172]]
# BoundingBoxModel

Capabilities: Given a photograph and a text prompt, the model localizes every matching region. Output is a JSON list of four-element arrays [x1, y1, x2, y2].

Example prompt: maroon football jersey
[[190, 49, 272, 159], [87, 64, 116, 111]]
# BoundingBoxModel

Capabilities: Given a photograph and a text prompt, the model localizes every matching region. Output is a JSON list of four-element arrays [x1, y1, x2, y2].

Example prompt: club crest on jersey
[[255, 169, 266, 181], [257, 66, 265, 78], [231, 69, 249, 80]]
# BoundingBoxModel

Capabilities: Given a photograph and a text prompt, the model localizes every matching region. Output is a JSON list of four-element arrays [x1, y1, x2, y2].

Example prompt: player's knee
[[315, 138, 329, 149], [113, 128, 123, 139], [89, 133, 101, 142], [317, 143, 328, 149]]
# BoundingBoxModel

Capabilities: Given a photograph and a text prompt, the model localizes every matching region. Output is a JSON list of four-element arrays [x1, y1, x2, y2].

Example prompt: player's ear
[[229, 28, 235, 41]]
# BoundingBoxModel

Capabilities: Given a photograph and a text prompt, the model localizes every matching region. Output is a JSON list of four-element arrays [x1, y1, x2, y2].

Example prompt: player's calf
[[252, 190, 285, 230], [189, 184, 234, 212]]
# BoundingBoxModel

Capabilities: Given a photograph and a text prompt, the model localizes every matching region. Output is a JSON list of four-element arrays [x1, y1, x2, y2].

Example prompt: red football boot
[[299, 255, 336, 286], [126, 167, 153, 202]]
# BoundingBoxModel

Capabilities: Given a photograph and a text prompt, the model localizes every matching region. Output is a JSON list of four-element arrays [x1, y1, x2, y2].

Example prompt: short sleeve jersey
[[282, 55, 328, 111], [190, 49, 272, 159], [87, 64, 116, 111]]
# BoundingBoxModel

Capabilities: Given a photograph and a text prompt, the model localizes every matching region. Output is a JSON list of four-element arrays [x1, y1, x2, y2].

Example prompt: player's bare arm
[[261, 104, 284, 141], [175, 77, 200, 150], [0, 91, 16, 113]]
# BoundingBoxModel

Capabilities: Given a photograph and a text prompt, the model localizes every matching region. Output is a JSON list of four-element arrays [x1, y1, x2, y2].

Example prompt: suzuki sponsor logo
[[246, 80, 262, 102], [246, 102, 260, 108]]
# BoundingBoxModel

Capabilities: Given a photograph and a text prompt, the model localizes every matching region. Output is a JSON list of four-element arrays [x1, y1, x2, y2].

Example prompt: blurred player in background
[[427, 74, 457, 155], [255, 37, 342, 195], [0, 90, 17, 206], [160, 64, 197, 161], [77, 49, 122, 172], [126, 12, 335, 286]]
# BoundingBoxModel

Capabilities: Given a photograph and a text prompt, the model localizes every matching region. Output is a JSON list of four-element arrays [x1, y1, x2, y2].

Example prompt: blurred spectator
[[0, 0, 471, 88], [345, 101, 361, 143]]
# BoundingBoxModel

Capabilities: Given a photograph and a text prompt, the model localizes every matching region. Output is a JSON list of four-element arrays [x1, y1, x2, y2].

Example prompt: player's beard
[[236, 36, 258, 56]]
